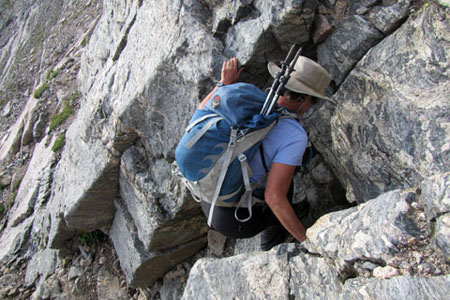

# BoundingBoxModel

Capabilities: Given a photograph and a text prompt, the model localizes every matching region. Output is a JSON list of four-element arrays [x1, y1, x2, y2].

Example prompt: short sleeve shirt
[[248, 118, 308, 183]]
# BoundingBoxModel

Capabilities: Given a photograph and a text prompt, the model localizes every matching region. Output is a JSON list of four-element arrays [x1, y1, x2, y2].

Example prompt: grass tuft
[[52, 134, 66, 152], [78, 230, 107, 246], [50, 102, 74, 131], [33, 82, 49, 98]]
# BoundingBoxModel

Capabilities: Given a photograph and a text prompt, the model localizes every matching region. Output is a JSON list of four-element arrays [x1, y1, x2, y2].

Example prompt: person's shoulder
[[276, 118, 306, 136]]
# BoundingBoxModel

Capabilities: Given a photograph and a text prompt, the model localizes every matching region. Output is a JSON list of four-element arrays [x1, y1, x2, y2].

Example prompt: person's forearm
[[266, 194, 307, 243], [199, 86, 219, 109]]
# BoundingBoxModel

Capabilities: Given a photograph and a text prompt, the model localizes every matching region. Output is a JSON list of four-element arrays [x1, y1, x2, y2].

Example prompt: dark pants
[[201, 184, 294, 239]]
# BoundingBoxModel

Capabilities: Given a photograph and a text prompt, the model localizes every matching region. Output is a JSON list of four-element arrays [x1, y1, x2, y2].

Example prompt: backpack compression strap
[[208, 128, 238, 226]]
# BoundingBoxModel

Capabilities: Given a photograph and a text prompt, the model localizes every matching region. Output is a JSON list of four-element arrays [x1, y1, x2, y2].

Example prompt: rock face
[[183, 172, 450, 299], [46, 0, 338, 288], [304, 2, 450, 203], [0, 0, 449, 298]]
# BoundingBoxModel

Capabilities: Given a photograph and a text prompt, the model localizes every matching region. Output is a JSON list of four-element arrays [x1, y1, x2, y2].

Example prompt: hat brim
[[268, 62, 336, 104]]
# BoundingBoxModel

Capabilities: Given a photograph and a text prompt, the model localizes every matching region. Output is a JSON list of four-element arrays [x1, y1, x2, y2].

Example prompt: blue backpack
[[175, 83, 281, 226]]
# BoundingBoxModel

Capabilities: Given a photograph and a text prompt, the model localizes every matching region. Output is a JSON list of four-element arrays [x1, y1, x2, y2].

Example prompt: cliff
[[0, 0, 449, 299]]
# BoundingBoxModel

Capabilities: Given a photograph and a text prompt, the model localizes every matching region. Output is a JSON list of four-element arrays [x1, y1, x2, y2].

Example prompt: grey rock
[[208, 0, 254, 36], [8, 135, 56, 227], [2, 101, 11, 117], [119, 146, 207, 252], [109, 197, 207, 287], [367, 0, 413, 34], [207, 230, 227, 257], [32, 112, 48, 142], [1, 1, 449, 299], [160, 264, 189, 300], [306, 189, 421, 268], [224, 0, 316, 85], [420, 172, 450, 221], [96, 267, 128, 300], [67, 266, 82, 281], [0, 214, 33, 261], [0, 98, 35, 163], [182, 244, 342, 300], [31, 274, 63, 300], [234, 236, 260, 255], [24, 248, 58, 287], [49, 0, 223, 249], [432, 213, 450, 261], [373, 266, 400, 279], [317, 14, 384, 86], [306, 3, 450, 203], [341, 275, 450, 300]]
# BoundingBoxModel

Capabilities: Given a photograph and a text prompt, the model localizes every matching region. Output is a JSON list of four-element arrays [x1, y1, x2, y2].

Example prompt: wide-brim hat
[[268, 56, 336, 104]]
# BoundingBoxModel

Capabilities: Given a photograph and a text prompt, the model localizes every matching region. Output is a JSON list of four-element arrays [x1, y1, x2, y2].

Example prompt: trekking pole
[[265, 46, 302, 115], [260, 44, 298, 116]]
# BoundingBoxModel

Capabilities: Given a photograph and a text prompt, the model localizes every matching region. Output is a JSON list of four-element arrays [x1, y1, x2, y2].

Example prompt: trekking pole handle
[[261, 45, 303, 116], [261, 44, 299, 115], [264, 46, 302, 115]]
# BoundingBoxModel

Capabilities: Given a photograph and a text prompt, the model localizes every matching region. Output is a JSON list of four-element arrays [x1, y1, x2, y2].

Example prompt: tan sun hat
[[268, 56, 336, 104]]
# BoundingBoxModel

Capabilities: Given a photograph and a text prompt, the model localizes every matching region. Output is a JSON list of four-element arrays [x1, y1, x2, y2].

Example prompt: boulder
[[8, 135, 56, 227], [305, 3, 450, 203], [306, 188, 422, 271], [341, 275, 450, 299], [110, 197, 206, 287], [182, 173, 450, 299], [224, 0, 317, 86], [182, 244, 342, 300]]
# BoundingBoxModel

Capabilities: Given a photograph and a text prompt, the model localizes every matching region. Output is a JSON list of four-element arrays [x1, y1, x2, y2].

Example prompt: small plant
[[70, 90, 80, 103], [0, 203, 5, 215], [78, 230, 107, 246], [52, 134, 65, 152], [50, 102, 74, 131], [33, 82, 49, 98], [46, 68, 60, 80], [12, 177, 22, 191], [80, 37, 88, 47]]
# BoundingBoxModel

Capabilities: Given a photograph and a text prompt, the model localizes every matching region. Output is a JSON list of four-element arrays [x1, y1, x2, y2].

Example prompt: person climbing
[[178, 54, 334, 251]]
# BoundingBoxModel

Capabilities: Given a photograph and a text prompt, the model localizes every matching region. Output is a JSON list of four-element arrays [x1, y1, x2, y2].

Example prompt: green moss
[[70, 90, 80, 102], [33, 82, 49, 98], [52, 134, 65, 152], [81, 37, 88, 47], [12, 177, 22, 191], [0, 203, 4, 215], [78, 230, 107, 246], [50, 102, 74, 131], [46, 68, 60, 80]]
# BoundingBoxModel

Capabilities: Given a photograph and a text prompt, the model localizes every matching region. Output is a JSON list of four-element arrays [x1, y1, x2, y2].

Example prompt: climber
[[196, 56, 334, 251]]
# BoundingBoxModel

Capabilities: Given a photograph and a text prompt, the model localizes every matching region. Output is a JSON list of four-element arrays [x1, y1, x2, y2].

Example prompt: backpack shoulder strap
[[278, 108, 300, 122]]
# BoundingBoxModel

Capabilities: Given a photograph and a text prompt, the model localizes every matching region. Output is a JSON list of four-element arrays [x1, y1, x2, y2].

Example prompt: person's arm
[[199, 57, 244, 109], [264, 162, 307, 242]]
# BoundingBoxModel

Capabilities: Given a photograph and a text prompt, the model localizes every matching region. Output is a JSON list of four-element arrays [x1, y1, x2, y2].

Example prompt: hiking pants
[[200, 184, 293, 239]]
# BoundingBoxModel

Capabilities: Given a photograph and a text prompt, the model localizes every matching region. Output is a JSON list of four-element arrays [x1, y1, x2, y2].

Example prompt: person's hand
[[220, 58, 244, 85]]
